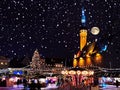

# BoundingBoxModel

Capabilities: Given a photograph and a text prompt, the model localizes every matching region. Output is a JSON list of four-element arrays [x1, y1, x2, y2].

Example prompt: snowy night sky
[[0, 0, 120, 67]]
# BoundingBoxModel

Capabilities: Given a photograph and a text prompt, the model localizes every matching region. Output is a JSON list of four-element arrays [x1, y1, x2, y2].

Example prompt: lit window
[[1, 62, 4, 65]]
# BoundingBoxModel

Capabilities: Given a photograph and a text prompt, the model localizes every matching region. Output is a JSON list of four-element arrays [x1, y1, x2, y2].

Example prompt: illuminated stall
[[61, 67, 94, 86]]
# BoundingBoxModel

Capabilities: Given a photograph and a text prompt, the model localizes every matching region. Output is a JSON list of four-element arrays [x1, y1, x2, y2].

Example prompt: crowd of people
[[0, 76, 119, 90], [57, 79, 91, 90], [16, 78, 44, 90]]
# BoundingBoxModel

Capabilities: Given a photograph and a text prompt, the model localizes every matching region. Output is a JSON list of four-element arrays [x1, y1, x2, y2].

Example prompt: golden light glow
[[61, 70, 94, 76], [82, 71, 88, 76], [73, 58, 78, 67], [76, 70, 81, 75], [69, 70, 76, 75], [65, 70, 68, 75], [80, 29, 87, 51], [87, 42, 95, 55], [61, 71, 65, 74], [79, 57, 85, 67], [86, 54, 90, 57], [94, 53, 102, 64], [1, 62, 4, 65], [88, 71, 94, 76], [86, 56, 92, 66], [76, 51, 80, 58], [61, 70, 68, 75]]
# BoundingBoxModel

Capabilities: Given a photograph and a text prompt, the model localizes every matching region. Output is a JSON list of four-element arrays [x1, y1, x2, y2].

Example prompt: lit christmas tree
[[30, 49, 45, 74]]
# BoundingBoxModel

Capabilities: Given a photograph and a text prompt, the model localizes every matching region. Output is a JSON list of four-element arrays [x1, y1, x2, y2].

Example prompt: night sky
[[0, 0, 120, 67]]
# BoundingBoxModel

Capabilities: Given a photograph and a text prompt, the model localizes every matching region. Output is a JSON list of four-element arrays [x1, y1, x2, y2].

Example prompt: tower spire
[[79, 7, 87, 51], [73, 6, 88, 67], [81, 7, 86, 27]]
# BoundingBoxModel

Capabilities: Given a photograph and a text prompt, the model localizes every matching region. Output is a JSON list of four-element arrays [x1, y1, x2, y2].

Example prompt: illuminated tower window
[[80, 30, 87, 51]]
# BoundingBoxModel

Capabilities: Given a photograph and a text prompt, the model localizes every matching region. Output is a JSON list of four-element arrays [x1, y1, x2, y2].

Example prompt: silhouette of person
[[29, 80, 36, 90], [116, 80, 119, 88]]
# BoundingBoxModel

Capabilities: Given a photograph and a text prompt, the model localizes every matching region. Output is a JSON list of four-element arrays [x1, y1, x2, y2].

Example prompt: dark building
[[0, 56, 10, 68]]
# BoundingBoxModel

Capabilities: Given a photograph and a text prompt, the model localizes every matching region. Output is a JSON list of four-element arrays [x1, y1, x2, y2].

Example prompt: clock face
[[91, 27, 100, 35]]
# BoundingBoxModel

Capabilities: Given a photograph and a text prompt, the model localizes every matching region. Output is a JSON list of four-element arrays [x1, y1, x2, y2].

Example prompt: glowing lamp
[[65, 70, 68, 75], [82, 71, 88, 76], [76, 71, 81, 75], [88, 71, 94, 76], [61, 70, 68, 75], [61, 71, 65, 75], [69, 70, 76, 75]]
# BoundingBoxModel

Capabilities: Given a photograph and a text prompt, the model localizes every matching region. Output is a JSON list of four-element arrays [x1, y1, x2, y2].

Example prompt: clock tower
[[80, 7, 87, 51]]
